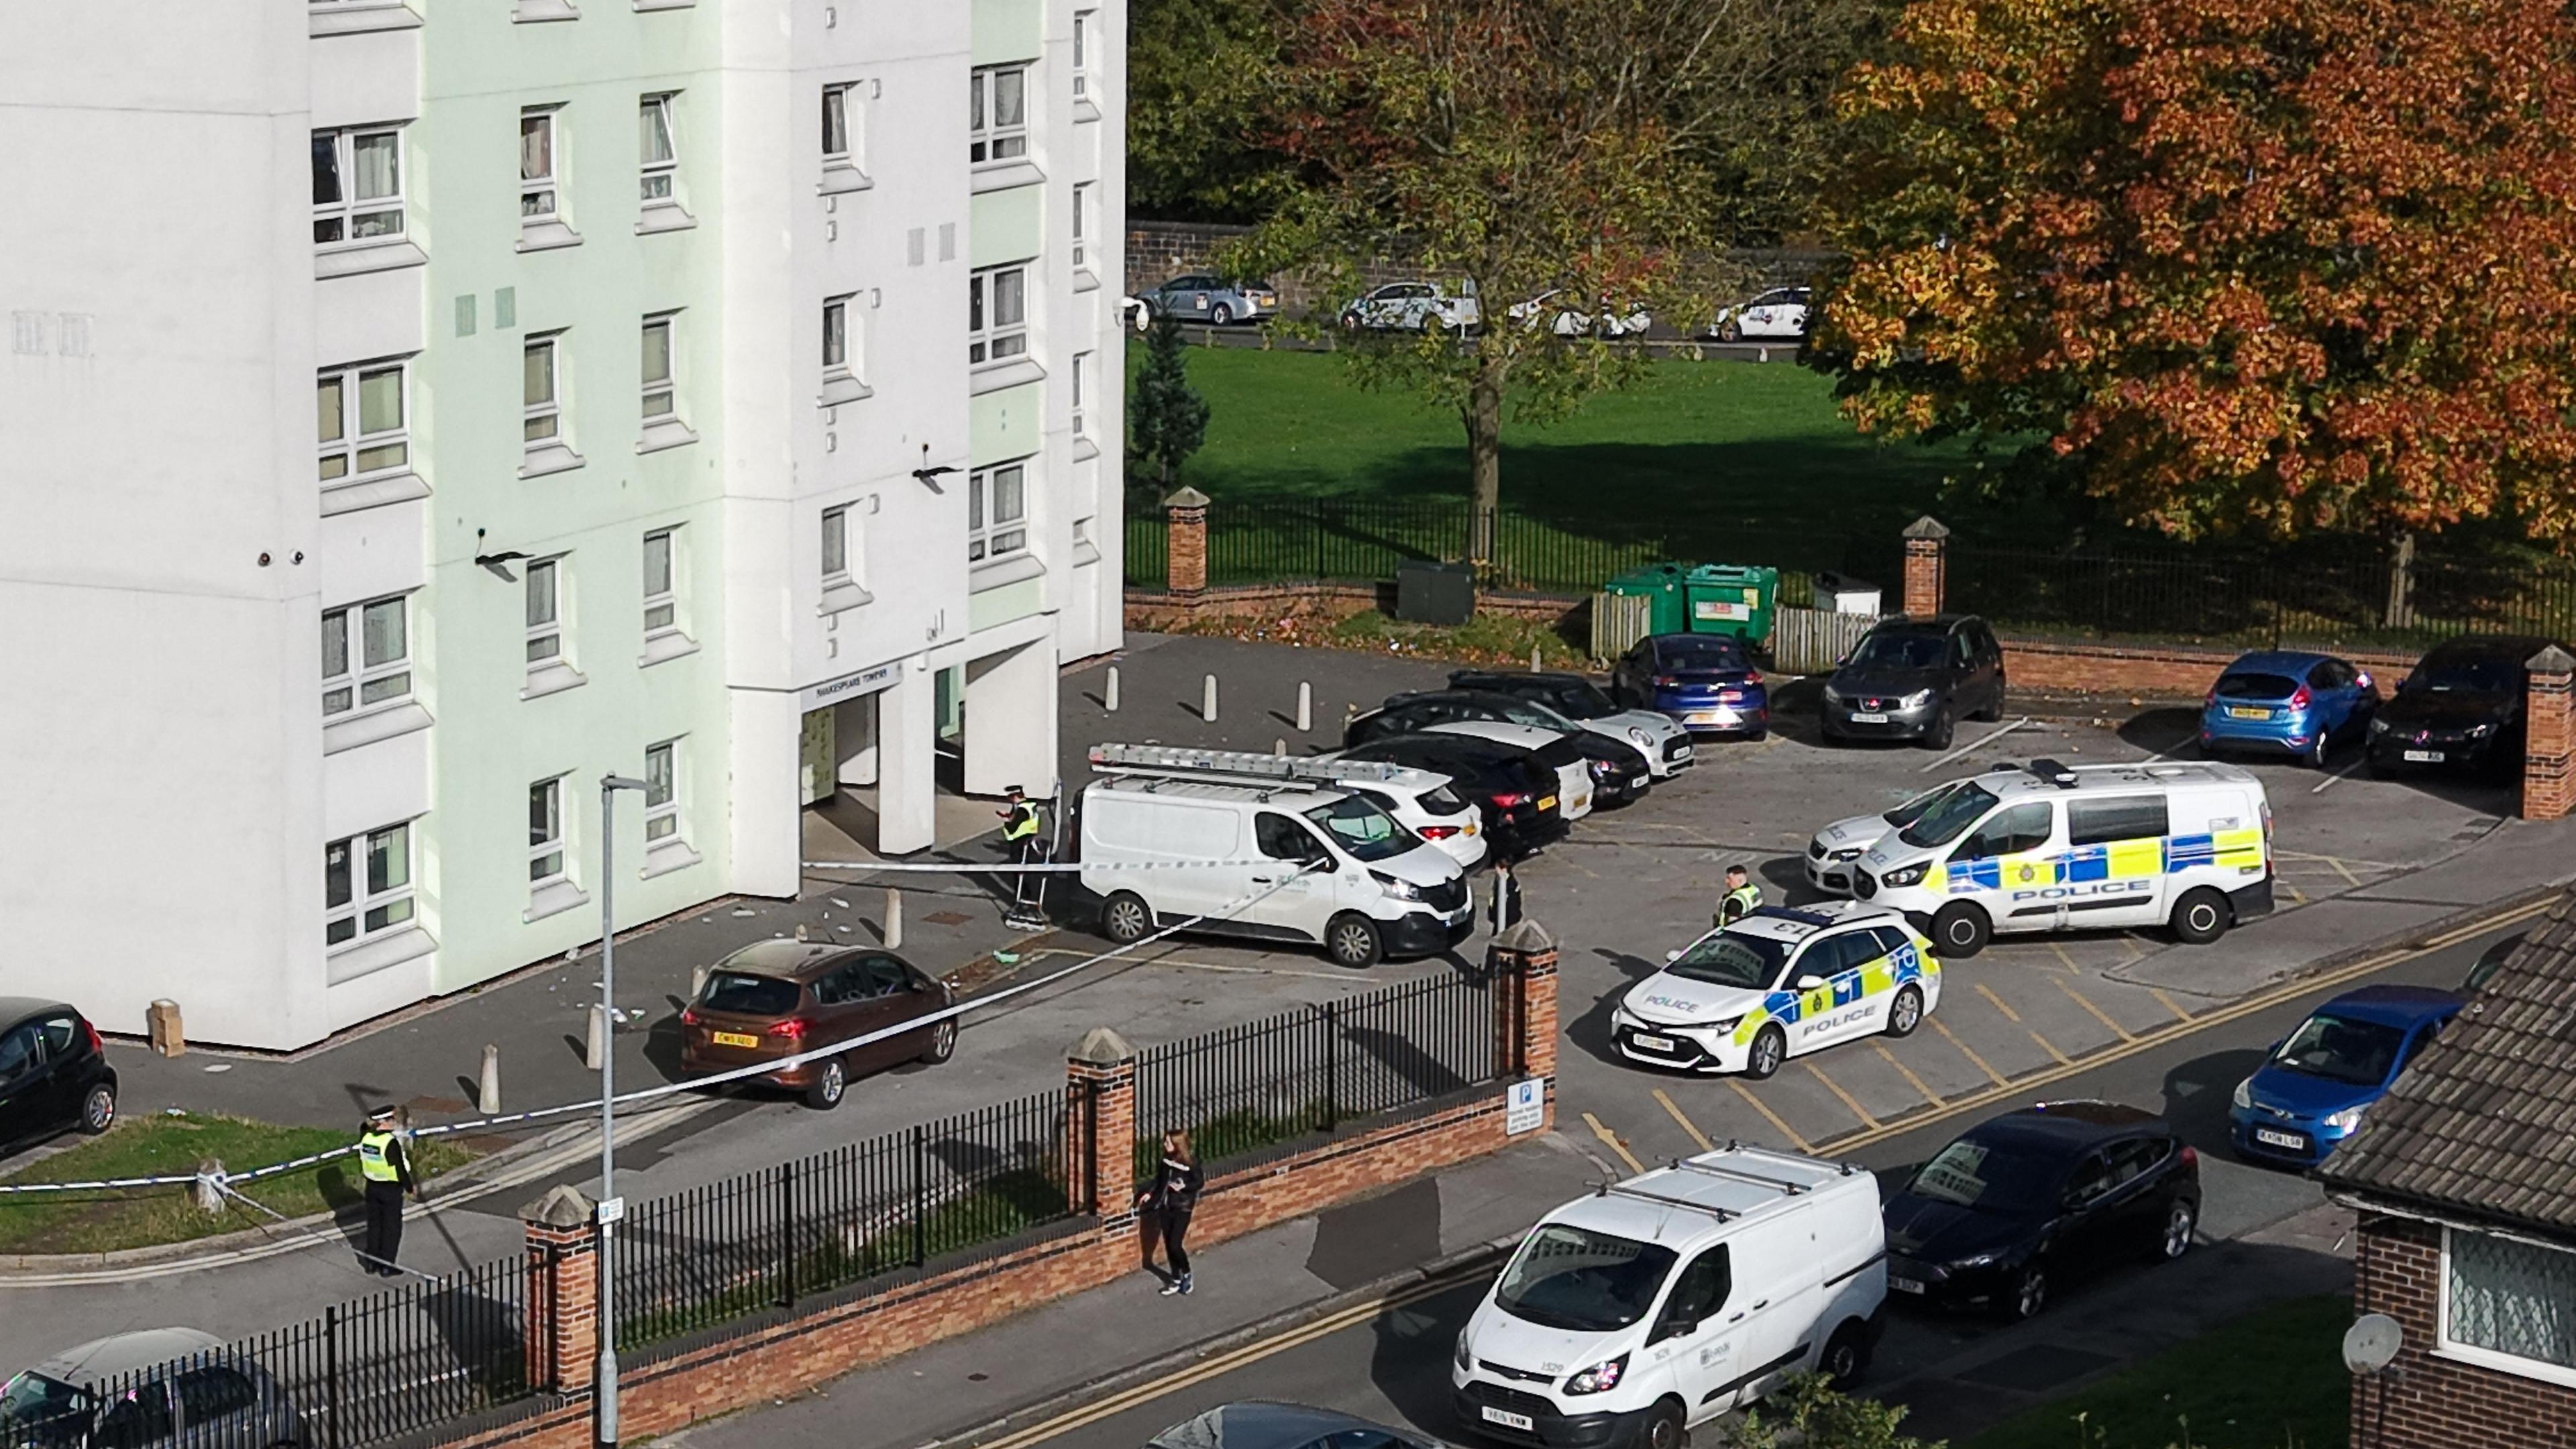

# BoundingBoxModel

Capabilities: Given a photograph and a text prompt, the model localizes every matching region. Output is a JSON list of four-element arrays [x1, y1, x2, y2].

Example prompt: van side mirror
[[1665, 949, 1683, 963]]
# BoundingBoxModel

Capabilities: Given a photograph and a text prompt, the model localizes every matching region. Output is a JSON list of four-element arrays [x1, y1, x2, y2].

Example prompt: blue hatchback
[[1609, 633, 1769, 736], [2229, 984, 2461, 1167], [2200, 650, 2379, 767]]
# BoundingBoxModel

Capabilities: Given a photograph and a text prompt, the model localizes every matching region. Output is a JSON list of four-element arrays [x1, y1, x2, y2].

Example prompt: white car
[[1445, 670, 1694, 777], [1805, 769, 2023, 896], [1609, 902, 1941, 1078], [1708, 286, 1813, 343], [1340, 281, 1480, 333], [1509, 288, 1652, 339], [1421, 720, 1594, 822]]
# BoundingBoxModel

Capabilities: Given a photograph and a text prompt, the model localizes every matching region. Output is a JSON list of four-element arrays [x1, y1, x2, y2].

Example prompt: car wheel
[[1920, 706, 1955, 751], [1884, 985, 1925, 1038], [1821, 1320, 1872, 1390], [1932, 902, 1991, 958], [1326, 913, 1383, 969], [1741, 1024, 1788, 1081], [1102, 891, 1153, 945], [1210, 303, 1234, 327], [80, 1083, 116, 1135], [920, 1018, 959, 1065], [1340, 311, 1360, 331], [804, 1058, 847, 1111], [1718, 321, 1741, 343], [2170, 886, 2231, 945], [2153, 1197, 2196, 1263], [1638, 1399, 1686, 1449], [2006, 1261, 2049, 1321]]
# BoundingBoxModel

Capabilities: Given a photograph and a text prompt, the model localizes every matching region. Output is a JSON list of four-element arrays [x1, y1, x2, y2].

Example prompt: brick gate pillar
[[1163, 487, 1211, 597], [519, 1184, 600, 1398], [1901, 516, 1949, 617], [1486, 920, 1559, 1127], [1066, 1027, 1139, 1221], [2522, 645, 2576, 821]]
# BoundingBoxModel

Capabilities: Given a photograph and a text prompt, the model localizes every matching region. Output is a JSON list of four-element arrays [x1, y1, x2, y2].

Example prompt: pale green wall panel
[[972, 0, 1042, 65], [970, 184, 1042, 270], [971, 380, 1043, 467], [969, 577, 1044, 633]]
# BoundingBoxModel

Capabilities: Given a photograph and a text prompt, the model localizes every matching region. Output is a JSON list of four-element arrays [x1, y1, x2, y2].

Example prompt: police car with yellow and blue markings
[[1851, 759, 2275, 959], [1611, 902, 1941, 1079]]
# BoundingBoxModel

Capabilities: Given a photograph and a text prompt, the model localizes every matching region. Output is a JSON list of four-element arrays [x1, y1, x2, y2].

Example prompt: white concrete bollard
[[885, 886, 904, 949], [1203, 674, 1219, 722], [586, 1004, 609, 1071], [1275, 738, 1288, 756], [1106, 665, 1121, 712], [1297, 682, 1313, 733], [1530, 645, 1543, 673], [479, 1044, 502, 1114]]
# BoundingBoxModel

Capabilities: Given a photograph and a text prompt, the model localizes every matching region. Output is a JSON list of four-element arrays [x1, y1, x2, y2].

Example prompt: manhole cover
[[923, 911, 973, 926], [1954, 1344, 2116, 1393]]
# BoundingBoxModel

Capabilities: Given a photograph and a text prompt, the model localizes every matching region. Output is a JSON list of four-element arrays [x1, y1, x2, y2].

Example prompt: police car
[[1850, 759, 2275, 958], [1609, 902, 1941, 1079]]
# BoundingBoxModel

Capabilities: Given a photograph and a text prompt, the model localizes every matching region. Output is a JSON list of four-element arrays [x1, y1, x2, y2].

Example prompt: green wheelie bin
[[1603, 563, 1693, 637], [1683, 564, 1778, 644]]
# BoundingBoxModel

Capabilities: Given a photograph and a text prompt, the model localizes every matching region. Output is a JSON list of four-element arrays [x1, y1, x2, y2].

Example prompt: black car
[[1348, 688, 1665, 782], [0, 999, 119, 1157], [1339, 735, 1569, 855], [2367, 634, 2565, 776], [1882, 1100, 2199, 1321], [1148, 1403, 1435, 1449], [1819, 615, 2006, 749], [1566, 731, 1652, 808]]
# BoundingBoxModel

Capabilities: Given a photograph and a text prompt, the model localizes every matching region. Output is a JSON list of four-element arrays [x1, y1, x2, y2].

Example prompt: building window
[[317, 362, 409, 482], [311, 126, 404, 246], [521, 107, 561, 219], [642, 528, 680, 636], [526, 557, 565, 665], [524, 335, 563, 445], [641, 314, 676, 419], [529, 778, 567, 885], [969, 266, 1028, 365], [325, 823, 415, 947], [1071, 182, 1091, 270], [824, 294, 862, 378], [644, 739, 681, 843], [821, 505, 850, 580], [969, 462, 1027, 561], [1072, 350, 1095, 438], [1073, 11, 1096, 99], [969, 65, 1028, 164], [639, 93, 679, 202], [321, 595, 411, 716], [2445, 1228, 2576, 1380], [822, 83, 858, 164]]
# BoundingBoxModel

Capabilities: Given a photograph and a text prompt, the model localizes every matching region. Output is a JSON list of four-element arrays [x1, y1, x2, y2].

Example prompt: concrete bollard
[[479, 1044, 502, 1115], [1275, 738, 1287, 756], [1530, 645, 1543, 673], [885, 885, 904, 949], [1106, 665, 1120, 712], [1297, 682, 1313, 733], [586, 1004, 609, 1071], [1202, 674, 1218, 722], [195, 1159, 226, 1217]]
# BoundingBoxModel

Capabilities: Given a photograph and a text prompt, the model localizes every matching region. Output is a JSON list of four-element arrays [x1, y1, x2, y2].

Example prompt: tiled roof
[[2319, 894, 2576, 1236]]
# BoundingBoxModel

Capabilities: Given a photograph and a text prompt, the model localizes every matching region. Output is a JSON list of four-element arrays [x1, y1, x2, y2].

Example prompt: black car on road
[[1819, 615, 2007, 750], [1882, 1100, 2200, 1320], [1339, 734, 1569, 857], [0, 998, 117, 1159], [1148, 1402, 1436, 1449], [2367, 634, 2567, 777]]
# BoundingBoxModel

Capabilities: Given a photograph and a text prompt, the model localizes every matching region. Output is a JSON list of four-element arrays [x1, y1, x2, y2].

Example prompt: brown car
[[679, 941, 957, 1109]]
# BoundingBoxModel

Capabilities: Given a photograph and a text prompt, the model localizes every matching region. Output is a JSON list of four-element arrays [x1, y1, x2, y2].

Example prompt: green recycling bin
[[1603, 563, 1693, 637], [1684, 564, 1778, 643]]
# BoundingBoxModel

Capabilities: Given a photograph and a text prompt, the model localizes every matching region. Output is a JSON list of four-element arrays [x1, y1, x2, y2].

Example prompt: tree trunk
[[1465, 354, 1505, 572]]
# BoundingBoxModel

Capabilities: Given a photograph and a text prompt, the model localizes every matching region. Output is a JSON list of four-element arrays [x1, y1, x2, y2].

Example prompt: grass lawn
[[0, 1112, 475, 1255], [1953, 1294, 2353, 1449]]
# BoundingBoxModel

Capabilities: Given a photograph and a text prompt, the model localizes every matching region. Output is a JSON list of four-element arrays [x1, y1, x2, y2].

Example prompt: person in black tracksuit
[[1138, 1130, 1203, 1295]]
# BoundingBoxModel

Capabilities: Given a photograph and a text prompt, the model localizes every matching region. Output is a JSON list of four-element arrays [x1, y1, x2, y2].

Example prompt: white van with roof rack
[[1452, 1145, 1885, 1449], [1850, 759, 2275, 957], [1088, 744, 1489, 870]]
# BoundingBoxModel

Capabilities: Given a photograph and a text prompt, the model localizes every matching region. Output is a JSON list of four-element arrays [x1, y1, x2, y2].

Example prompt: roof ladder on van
[[1600, 1184, 1739, 1221], [1670, 1157, 1809, 1195], [1087, 743, 1423, 786]]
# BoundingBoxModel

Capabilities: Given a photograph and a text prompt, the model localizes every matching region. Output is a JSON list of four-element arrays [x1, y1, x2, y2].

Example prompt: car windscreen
[[1656, 638, 1748, 672], [0, 1374, 91, 1437], [1493, 1224, 1677, 1333], [1906, 1137, 2060, 1212], [2215, 673, 2300, 700], [1900, 784, 2001, 848], [1664, 932, 1791, 990], [1884, 779, 1973, 828], [1485, 698, 1572, 731], [700, 971, 800, 1016], [2417, 655, 2518, 694], [1302, 796, 1419, 863], [2269, 1012, 2406, 1085], [1848, 633, 1947, 670]]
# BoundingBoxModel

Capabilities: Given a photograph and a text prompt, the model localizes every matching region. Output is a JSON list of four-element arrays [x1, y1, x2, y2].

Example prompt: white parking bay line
[[1919, 717, 2033, 772], [2312, 760, 2362, 794]]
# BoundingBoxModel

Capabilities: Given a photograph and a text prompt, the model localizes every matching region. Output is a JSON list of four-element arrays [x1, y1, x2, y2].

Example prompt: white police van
[[1452, 1145, 1885, 1449], [1850, 759, 2275, 957]]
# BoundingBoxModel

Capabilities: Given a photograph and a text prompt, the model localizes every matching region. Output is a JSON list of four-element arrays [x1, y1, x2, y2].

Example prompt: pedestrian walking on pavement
[[356, 1104, 419, 1276], [1487, 857, 1523, 936], [1717, 864, 1764, 926], [1137, 1129, 1203, 1295]]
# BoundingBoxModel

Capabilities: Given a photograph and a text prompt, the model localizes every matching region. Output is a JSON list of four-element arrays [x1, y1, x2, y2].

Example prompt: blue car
[[1609, 632, 1769, 737], [2229, 984, 2461, 1167], [2199, 650, 2379, 767]]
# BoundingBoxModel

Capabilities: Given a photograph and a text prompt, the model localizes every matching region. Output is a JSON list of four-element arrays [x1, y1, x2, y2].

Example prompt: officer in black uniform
[[356, 1104, 418, 1276]]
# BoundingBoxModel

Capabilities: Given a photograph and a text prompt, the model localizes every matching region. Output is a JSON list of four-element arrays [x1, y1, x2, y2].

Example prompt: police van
[[1849, 759, 2274, 957], [1452, 1145, 1885, 1449], [1610, 903, 1941, 1079]]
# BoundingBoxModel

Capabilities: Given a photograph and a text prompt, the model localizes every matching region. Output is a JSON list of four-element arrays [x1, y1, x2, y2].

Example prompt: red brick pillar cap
[[519, 1183, 596, 1228], [1162, 486, 1212, 513], [2530, 645, 2576, 675], [1495, 918, 1556, 953], [1901, 515, 1951, 541], [1069, 1026, 1139, 1067]]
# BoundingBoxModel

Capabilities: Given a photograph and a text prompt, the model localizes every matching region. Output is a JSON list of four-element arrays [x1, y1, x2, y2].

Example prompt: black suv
[[0, 999, 119, 1158], [1820, 615, 2007, 749], [2368, 634, 2567, 777]]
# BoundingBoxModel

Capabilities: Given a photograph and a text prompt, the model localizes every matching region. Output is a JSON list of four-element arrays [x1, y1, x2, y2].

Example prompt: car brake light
[[2356, 670, 2373, 690], [2204, 688, 2217, 708], [1745, 670, 1764, 686], [1655, 676, 1678, 688], [2179, 1145, 2198, 1170], [2288, 686, 2311, 710], [1419, 824, 1462, 840], [86, 1020, 104, 1055], [771, 1018, 812, 1040], [680, 1008, 699, 1028], [1492, 792, 1532, 807]]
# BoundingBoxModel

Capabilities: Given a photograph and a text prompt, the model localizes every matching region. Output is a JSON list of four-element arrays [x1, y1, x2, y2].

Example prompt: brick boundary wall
[[2349, 1213, 2576, 1449]]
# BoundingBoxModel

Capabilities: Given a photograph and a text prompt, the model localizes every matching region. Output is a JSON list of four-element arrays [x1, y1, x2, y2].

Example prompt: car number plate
[[1688, 710, 1733, 725], [1481, 1409, 1536, 1432], [1628, 1032, 1677, 1053], [1852, 711, 1890, 724], [2255, 1128, 2306, 1149], [712, 1031, 759, 1049], [1671, 744, 1694, 757], [2226, 707, 2271, 720], [1889, 1276, 1926, 1295], [2404, 749, 2444, 763], [1538, 796, 1558, 810]]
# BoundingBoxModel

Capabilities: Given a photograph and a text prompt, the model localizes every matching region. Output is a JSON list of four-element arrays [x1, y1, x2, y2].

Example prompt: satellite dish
[[2345, 1312, 2404, 1375]]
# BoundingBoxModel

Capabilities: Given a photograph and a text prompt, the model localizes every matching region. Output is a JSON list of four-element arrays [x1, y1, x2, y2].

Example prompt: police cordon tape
[[0, 864, 1324, 1199], [799, 859, 1285, 873]]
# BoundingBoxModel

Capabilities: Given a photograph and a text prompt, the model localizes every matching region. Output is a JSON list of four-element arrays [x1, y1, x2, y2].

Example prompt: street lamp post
[[595, 773, 647, 1449]]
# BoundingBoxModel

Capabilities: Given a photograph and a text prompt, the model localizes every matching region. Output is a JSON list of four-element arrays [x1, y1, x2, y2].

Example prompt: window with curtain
[[521, 109, 559, 218], [821, 506, 850, 580], [969, 462, 1028, 561], [639, 95, 678, 201], [969, 66, 1028, 163], [317, 361, 409, 481], [968, 266, 1028, 364], [321, 595, 411, 716], [524, 335, 562, 445], [641, 315, 676, 419], [823, 83, 857, 162], [643, 528, 678, 635], [2447, 1228, 2576, 1376], [529, 779, 566, 884], [325, 822, 415, 947], [645, 740, 681, 843], [1073, 13, 1095, 97], [526, 557, 564, 665], [312, 127, 405, 245]]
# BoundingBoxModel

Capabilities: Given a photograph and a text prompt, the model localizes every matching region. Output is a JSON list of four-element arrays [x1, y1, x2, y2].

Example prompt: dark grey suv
[[1819, 615, 2007, 750]]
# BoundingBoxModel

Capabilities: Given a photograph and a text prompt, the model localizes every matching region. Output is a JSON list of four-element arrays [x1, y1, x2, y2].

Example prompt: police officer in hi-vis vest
[[1717, 864, 1764, 926], [999, 786, 1045, 908], [356, 1104, 419, 1276]]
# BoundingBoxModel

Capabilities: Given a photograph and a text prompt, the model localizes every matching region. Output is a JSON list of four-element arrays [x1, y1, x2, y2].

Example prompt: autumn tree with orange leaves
[[1816, 0, 2576, 543]]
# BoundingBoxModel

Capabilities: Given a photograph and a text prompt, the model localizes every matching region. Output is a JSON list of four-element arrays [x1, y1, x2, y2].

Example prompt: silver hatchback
[[1138, 273, 1279, 327]]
